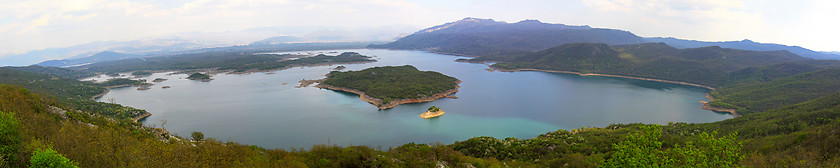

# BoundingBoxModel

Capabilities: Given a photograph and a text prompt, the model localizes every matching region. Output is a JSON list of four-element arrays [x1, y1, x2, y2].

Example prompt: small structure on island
[[420, 106, 445, 119]]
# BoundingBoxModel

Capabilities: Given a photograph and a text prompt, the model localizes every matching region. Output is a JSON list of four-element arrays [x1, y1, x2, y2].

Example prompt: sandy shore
[[420, 110, 446, 119], [308, 80, 461, 109]]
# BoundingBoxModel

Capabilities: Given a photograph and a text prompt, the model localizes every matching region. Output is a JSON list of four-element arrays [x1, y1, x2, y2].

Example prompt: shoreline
[[90, 84, 154, 123], [700, 93, 740, 117], [495, 68, 716, 90], [495, 67, 741, 117], [311, 81, 461, 110]]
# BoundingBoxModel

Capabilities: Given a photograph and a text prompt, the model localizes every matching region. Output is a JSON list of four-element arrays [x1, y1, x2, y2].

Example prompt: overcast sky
[[2, 0, 839, 59]]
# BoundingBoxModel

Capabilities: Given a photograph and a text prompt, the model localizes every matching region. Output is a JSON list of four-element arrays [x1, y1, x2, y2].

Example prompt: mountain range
[[371, 17, 839, 60], [369, 18, 646, 56], [646, 37, 839, 60]]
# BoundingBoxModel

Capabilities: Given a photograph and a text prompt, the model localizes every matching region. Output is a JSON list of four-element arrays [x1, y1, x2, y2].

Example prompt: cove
[[92, 49, 733, 149]]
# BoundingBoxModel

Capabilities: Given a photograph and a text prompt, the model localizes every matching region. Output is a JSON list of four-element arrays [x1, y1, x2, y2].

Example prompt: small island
[[187, 72, 213, 81], [312, 65, 461, 109], [152, 78, 168, 82], [131, 70, 153, 77], [420, 106, 445, 119]]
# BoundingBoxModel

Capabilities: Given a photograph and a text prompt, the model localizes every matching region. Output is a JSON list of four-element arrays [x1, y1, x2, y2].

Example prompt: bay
[[93, 49, 732, 149]]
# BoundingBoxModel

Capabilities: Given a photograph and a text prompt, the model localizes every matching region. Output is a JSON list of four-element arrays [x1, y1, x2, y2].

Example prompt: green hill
[[321, 65, 460, 105], [490, 43, 806, 86]]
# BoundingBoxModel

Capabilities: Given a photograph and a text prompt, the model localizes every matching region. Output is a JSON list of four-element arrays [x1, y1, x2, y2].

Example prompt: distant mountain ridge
[[37, 51, 141, 67], [369, 17, 645, 56], [645, 37, 840, 60]]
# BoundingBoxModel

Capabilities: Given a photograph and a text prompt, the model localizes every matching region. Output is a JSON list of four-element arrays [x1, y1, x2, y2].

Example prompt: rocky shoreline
[[89, 84, 154, 122], [308, 80, 461, 109], [700, 93, 740, 117]]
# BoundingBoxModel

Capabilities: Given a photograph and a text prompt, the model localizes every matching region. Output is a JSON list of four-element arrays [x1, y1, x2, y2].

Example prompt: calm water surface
[[93, 49, 732, 149]]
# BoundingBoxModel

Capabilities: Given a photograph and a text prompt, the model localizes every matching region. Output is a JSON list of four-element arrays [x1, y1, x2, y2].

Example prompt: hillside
[[489, 43, 807, 86], [319, 65, 460, 108], [369, 18, 645, 57], [37, 51, 141, 67], [646, 37, 840, 60], [0, 67, 147, 120]]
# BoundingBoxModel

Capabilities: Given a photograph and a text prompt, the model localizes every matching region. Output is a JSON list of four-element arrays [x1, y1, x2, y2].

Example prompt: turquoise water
[[94, 49, 732, 149]]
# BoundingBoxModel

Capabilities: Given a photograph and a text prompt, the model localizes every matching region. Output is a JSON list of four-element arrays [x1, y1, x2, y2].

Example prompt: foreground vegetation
[[2, 83, 838, 167], [321, 65, 459, 104]]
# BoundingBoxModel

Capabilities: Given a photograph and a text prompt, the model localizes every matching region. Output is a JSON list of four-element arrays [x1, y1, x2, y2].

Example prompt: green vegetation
[[488, 43, 805, 86], [5, 65, 95, 79], [428, 106, 440, 112], [0, 68, 147, 120], [97, 78, 150, 87], [29, 148, 79, 168], [192, 131, 205, 141], [187, 73, 211, 80], [0, 111, 20, 165], [321, 65, 459, 101], [130, 71, 152, 77]]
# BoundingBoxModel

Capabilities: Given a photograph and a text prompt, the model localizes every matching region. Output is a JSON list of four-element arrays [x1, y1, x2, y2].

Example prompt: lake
[[92, 49, 733, 149]]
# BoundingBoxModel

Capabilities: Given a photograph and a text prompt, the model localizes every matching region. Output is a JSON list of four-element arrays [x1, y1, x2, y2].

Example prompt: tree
[[29, 148, 79, 168], [192, 131, 205, 141], [604, 125, 666, 168], [604, 125, 744, 168], [0, 111, 20, 164]]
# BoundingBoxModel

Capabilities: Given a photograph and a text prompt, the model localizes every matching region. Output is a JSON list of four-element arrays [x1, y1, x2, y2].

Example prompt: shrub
[[192, 131, 205, 141], [29, 148, 78, 168], [0, 111, 20, 164]]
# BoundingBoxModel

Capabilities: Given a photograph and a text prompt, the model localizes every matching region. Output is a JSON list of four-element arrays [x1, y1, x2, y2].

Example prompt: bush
[[0, 111, 20, 164], [29, 148, 78, 168], [192, 131, 205, 141]]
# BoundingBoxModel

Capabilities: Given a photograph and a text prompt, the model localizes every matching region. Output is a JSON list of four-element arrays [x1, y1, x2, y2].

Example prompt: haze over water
[[94, 49, 732, 149]]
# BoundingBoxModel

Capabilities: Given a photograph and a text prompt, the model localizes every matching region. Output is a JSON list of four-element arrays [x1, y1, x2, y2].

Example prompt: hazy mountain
[[369, 18, 645, 57], [646, 37, 840, 60], [248, 36, 303, 46], [37, 51, 141, 67]]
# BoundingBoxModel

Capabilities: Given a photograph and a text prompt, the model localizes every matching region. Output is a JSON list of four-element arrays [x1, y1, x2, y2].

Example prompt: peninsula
[[310, 65, 461, 109]]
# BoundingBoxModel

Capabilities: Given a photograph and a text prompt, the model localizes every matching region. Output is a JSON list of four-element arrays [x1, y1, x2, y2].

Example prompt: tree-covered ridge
[[77, 51, 375, 73], [0, 68, 147, 120], [321, 65, 460, 101], [5, 65, 96, 79], [488, 43, 806, 86], [218, 52, 376, 72]]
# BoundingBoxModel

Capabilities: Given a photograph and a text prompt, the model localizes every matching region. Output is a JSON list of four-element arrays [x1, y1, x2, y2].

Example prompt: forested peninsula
[[314, 65, 461, 109]]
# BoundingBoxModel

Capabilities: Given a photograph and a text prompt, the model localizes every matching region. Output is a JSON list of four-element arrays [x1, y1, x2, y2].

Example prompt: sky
[[1, 0, 839, 62]]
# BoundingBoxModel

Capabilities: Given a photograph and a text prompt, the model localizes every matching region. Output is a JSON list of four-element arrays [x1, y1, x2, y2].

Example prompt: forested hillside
[[0, 68, 147, 120], [321, 65, 459, 102]]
